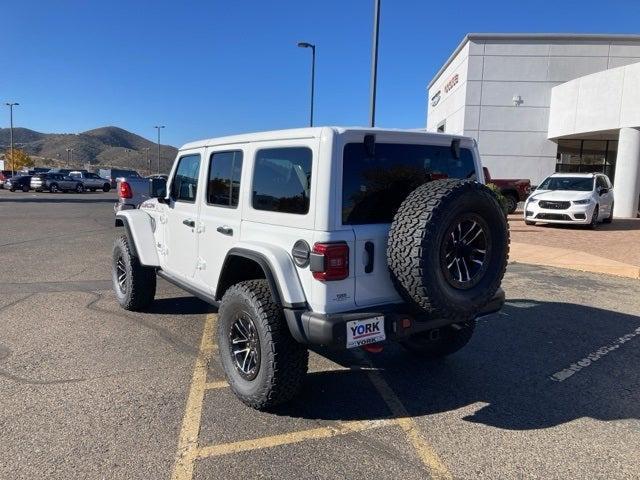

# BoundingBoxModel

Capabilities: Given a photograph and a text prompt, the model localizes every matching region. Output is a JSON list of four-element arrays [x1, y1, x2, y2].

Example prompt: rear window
[[342, 143, 476, 225], [252, 147, 312, 215]]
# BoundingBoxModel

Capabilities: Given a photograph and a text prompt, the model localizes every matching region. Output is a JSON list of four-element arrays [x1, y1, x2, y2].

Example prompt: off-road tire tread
[[112, 235, 156, 311], [219, 279, 308, 410], [387, 179, 509, 319]]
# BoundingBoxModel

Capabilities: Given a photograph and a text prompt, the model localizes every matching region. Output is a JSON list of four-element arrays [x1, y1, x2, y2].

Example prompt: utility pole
[[154, 126, 165, 174], [368, 0, 381, 128], [5, 102, 19, 174], [66, 148, 71, 166]]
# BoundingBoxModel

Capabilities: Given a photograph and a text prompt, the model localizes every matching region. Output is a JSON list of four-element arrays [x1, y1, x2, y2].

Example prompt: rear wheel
[[21, 184, 29, 192], [504, 194, 518, 214], [103, 184, 111, 192], [525, 220, 536, 226], [112, 235, 156, 311], [49, 183, 59, 193], [218, 280, 308, 410], [75, 183, 84, 193], [401, 320, 476, 359]]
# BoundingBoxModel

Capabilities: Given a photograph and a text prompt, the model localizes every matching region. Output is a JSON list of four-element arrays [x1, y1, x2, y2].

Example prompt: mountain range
[[0, 126, 178, 173]]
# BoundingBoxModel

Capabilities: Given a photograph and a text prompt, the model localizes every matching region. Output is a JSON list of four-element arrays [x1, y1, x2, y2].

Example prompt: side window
[[596, 176, 607, 190], [252, 147, 312, 214], [207, 150, 243, 207], [170, 154, 201, 203]]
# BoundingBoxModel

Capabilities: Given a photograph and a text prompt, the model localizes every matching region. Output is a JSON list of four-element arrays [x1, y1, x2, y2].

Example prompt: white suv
[[112, 127, 509, 409], [524, 173, 614, 228]]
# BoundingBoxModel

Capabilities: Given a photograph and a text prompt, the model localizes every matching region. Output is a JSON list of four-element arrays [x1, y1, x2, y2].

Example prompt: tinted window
[[538, 176, 594, 192], [171, 154, 201, 202], [252, 147, 312, 214], [207, 151, 243, 207], [596, 176, 608, 190], [342, 143, 476, 225]]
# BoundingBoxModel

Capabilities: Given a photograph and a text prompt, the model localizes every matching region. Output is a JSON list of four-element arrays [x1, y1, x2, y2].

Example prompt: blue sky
[[3, 0, 639, 147]]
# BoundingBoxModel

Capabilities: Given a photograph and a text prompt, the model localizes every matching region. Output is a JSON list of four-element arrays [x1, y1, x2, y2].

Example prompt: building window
[[555, 139, 617, 180]]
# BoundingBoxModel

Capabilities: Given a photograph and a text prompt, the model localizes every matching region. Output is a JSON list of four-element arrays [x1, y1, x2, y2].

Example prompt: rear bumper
[[284, 288, 505, 348]]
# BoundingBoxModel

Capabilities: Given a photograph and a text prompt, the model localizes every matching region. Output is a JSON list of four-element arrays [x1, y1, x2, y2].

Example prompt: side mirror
[[150, 177, 167, 200], [599, 188, 608, 196]]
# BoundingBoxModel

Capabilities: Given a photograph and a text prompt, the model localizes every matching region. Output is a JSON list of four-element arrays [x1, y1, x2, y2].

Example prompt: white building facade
[[427, 33, 640, 217]]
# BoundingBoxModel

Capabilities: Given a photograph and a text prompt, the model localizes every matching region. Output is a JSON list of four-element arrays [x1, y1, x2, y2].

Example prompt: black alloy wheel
[[228, 313, 261, 381], [440, 214, 491, 290]]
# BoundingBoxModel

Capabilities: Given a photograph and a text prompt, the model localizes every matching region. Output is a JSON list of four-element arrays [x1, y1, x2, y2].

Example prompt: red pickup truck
[[483, 167, 531, 214]]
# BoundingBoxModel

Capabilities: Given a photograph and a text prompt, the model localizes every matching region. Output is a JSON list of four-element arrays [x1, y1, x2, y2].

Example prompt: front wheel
[[603, 203, 614, 224], [588, 205, 599, 229], [49, 183, 59, 193], [524, 220, 536, 226], [22, 185, 30, 192], [103, 184, 111, 192], [112, 235, 156, 311], [218, 279, 308, 410], [401, 320, 476, 359], [75, 183, 84, 193]]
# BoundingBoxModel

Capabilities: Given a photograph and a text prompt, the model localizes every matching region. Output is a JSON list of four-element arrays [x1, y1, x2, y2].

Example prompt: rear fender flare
[[219, 244, 307, 309]]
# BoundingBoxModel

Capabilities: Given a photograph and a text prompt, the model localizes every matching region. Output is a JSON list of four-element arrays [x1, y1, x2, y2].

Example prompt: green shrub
[[486, 183, 509, 216]]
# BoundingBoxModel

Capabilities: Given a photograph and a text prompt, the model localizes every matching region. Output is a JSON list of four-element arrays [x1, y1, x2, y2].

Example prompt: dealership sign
[[444, 73, 459, 93]]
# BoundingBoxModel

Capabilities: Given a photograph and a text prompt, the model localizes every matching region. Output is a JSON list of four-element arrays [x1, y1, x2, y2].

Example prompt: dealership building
[[426, 33, 640, 217]]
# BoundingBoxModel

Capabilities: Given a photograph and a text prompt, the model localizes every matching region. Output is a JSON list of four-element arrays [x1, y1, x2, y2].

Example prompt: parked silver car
[[70, 171, 111, 192], [31, 173, 85, 193]]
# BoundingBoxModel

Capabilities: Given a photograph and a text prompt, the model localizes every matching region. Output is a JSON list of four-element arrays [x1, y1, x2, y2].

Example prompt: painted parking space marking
[[171, 313, 216, 480], [172, 313, 453, 480], [550, 325, 640, 382], [197, 418, 395, 459], [353, 350, 453, 480]]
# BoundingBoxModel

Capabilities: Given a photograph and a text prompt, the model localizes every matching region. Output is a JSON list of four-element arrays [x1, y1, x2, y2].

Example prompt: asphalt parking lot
[[1, 188, 639, 479]]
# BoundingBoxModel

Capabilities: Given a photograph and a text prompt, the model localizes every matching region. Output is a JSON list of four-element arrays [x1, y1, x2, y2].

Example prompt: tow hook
[[361, 343, 384, 353]]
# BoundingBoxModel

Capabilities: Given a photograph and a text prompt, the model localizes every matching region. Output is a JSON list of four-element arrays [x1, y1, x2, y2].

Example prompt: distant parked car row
[[1, 168, 145, 194]]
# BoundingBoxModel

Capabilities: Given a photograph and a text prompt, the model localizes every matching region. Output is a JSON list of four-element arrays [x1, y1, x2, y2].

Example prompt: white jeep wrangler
[[113, 127, 508, 410]]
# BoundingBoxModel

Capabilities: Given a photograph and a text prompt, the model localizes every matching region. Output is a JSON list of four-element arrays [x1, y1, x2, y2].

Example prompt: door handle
[[216, 226, 233, 236], [183, 219, 196, 228]]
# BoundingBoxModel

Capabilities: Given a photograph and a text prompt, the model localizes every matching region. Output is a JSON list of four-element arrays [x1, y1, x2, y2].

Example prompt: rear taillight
[[119, 181, 133, 199], [311, 242, 349, 281]]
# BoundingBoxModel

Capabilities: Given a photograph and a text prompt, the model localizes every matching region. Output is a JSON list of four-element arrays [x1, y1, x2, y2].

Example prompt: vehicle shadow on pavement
[[275, 300, 640, 431], [147, 296, 216, 316]]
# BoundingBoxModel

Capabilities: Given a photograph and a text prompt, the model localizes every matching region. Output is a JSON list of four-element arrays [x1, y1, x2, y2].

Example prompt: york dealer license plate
[[346, 316, 385, 349]]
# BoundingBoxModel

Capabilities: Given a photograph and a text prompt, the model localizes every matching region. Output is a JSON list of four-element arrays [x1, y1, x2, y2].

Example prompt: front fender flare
[[115, 210, 160, 267]]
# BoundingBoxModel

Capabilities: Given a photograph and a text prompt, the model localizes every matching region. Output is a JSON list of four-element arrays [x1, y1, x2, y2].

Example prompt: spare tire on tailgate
[[387, 179, 509, 319]]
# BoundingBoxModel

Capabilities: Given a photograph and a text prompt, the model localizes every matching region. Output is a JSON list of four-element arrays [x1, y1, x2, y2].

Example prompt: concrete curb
[[509, 241, 640, 280]]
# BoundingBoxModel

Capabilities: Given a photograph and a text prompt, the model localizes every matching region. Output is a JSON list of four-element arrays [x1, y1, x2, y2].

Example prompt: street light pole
[[297, 42, 316, 127], [368, 0, 381, 127], [154, 126, 165, 174], [144, 147, 151, 175], [70, 148, 74, 166], [5, 102, 19, 174]]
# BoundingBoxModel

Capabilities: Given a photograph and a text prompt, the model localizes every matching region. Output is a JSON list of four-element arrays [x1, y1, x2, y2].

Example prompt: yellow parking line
[[197, 419, 395, 459], [354, 352, 453, 480], [171, 313, 216, 480], [204, 380, 228, 390]]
